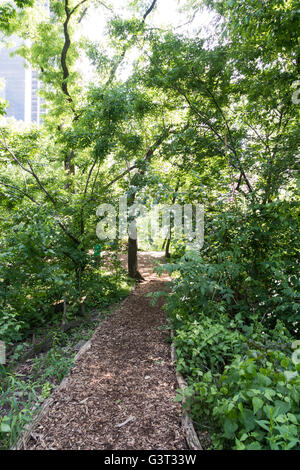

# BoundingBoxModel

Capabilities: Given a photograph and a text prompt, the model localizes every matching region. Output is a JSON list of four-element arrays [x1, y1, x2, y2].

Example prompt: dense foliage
[[161, 231, 299, 449], [0, 0, 299, 450]]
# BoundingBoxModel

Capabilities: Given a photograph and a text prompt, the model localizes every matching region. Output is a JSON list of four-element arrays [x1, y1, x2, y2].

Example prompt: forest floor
[[25, 252, 188, 450]]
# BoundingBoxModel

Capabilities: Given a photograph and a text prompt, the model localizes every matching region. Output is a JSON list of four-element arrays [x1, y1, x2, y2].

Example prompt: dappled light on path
[[26, 252, 186, 450]]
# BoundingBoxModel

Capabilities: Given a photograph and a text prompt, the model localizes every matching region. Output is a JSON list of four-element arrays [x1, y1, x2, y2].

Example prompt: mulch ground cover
[[26, 253, 187, 450]]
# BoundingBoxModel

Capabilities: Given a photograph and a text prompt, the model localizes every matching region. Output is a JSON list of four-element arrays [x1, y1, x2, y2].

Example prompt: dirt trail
[[26, 252, 187, 450]]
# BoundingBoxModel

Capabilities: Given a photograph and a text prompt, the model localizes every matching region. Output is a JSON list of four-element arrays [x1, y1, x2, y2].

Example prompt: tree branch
[[142, 0, 158, 22], [0, 133, 81, 245], [0, 181, 41, 206], [104, 126, 173, 190], [61, 0, 88, 117], [174, 85, 253, 194], [105, 0, 158, 87]]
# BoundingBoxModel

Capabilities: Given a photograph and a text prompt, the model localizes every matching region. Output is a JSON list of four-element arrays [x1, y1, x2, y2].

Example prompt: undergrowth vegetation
[[158, 202, 300, 450], [0, 248, 132, 449], [1, 0, 299, 452]]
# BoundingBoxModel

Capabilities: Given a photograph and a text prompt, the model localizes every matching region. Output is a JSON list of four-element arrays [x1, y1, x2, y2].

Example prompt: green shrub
[[162, 201, 300, 333], [190, 348, 300, 450], [0, 306, 24, 344], [174, 316, 244, 376], [173, 316, 300, 449], [0, 373, 39, 449], [162, 202, 300, 450]]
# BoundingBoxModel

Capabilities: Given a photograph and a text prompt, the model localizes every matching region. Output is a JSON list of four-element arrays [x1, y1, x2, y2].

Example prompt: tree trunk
[[76, 266, 86, 316], [163, 178, 180, 259], [127, 184, 145, 281], [165, 237, 171, 258], [64, 149, 75, 190], [128, 235, 144, 281]]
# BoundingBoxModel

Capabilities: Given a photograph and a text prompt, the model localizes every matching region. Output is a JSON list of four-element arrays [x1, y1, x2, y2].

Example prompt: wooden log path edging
[[13, 328, 203, 451], [12, 252, 203, 450], [170, 332, 203, 450], [12, 338, 93, 450]]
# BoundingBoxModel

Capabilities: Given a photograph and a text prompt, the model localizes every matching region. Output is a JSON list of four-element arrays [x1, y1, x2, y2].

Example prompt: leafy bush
[[174, 316, 244, 376], [161, 201, 300, 450], [173, 316, 300, 450], [186, 347, 300, 450], [0, 372, 39, 449], [163, 201, 300, 333], [214, 350, 300, 450], [31, 344, 75, 384], [0, 306, 24, 344]]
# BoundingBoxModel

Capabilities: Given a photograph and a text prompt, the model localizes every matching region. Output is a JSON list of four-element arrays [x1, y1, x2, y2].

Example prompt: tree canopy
[[0, 0, 299, 450]]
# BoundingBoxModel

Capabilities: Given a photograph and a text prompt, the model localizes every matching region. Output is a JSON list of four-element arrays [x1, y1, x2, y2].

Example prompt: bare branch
[[80, 157, 98, 235], [174, 10, 197, 30], [61, 0, 88, 117], [104, 126, 173, 190], [173, 84, 253, 194]]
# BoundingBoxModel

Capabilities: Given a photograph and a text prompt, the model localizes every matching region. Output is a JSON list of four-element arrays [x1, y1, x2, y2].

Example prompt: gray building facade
[[0, 43, 44, 124], [0, 1, 49, 123]]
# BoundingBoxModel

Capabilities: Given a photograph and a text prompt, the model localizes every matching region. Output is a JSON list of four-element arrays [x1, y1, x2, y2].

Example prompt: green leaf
[[255, 420, 270, 432], [174, 394, 183, 402], [0, 423, 11, 433], [284, 371, 298, 382], [252, 396, 264, 414], [224, 418, 238, 438], [246, 442, 262, 450], [235, 439, 246, 450]]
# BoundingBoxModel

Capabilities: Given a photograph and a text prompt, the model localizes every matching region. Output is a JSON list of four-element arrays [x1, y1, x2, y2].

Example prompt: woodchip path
[[26, 252, 187, 450]]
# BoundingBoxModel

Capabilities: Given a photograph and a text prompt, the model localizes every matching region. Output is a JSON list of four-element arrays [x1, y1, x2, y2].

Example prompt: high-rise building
[[0, 1, 49, 124], [0, 43, 44, 123]]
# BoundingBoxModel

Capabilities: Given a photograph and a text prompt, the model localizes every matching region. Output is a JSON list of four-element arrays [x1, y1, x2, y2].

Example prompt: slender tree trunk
[[162, 235, 171, 257], [125, 129, 172, 280], [164, 178, 180, 259], [64, 149, 75, 174], [64, 149, 75, 190], [127, 193, 144, 281], [128, 235, 143, 280], [165, 237, 171, 258], [128, 239, 145, 281], [76, 266, 86, 316]]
